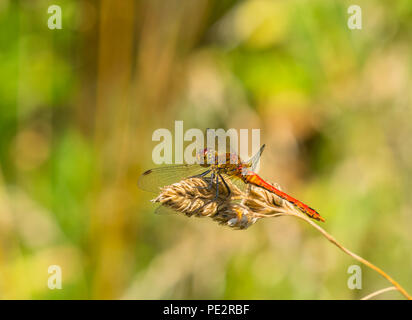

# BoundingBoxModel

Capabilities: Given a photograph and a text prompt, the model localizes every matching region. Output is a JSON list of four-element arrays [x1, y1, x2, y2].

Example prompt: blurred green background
[[0, 0, 411, 299]]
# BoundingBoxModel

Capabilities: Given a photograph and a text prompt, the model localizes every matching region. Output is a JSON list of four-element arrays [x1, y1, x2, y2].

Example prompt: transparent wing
[[220, 173, 248, 193], [248, 144, 265, 171], [138, 164, 210, 193]]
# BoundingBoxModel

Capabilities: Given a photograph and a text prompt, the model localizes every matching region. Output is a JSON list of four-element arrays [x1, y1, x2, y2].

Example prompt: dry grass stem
[[152, 177, 412, 300], [361, 287, 397, 300]]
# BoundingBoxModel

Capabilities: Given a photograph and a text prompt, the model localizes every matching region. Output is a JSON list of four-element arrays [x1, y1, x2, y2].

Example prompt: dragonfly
[[138, 145, 325, 222]]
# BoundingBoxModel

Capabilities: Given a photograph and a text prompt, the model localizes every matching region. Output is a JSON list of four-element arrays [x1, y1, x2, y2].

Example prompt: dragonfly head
[[196, 148, 217, 166]]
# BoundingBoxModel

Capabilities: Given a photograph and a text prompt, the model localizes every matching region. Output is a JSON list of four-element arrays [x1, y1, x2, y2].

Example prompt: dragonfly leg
[[213, 173, 220, 201], [190, 170, 214, 190], [198, 171, 215, 190], [209, 172, 216, 190], [189, 169, 211, 179], [218, 173, 231, 198], [190, 169, 227, 201]]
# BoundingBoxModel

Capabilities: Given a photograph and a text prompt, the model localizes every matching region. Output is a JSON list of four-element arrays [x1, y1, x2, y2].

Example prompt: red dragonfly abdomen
[[242, 171, 325, 222]]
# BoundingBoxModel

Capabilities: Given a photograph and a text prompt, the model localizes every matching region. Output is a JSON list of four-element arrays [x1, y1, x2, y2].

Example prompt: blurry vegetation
[[0, 0, 411, 299]]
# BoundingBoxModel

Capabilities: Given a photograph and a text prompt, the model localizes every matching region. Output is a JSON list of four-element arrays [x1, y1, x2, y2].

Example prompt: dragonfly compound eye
[[207, 152, 217, 165]]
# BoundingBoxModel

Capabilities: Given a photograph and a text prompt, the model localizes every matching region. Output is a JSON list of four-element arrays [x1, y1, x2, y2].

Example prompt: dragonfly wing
[[138, 164, 209, 193], [220, 173, 248, 193], [248, 144, 266, 171]]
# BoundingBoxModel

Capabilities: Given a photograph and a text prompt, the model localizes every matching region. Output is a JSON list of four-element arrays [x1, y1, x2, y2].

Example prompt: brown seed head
[[152, 178, 296, 229]]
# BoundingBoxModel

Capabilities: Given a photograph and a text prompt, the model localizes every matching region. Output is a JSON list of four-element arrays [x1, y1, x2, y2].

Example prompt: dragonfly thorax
[[196, 148, 243, 167]]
